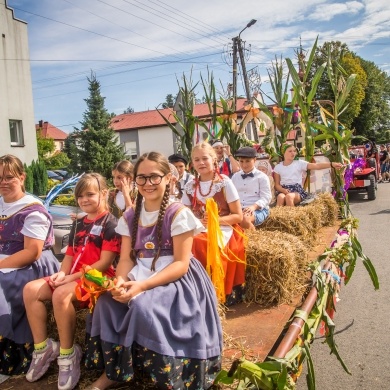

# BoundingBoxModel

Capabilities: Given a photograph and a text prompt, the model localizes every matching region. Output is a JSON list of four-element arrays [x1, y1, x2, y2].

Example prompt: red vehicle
[[347, 145, 380, 200]]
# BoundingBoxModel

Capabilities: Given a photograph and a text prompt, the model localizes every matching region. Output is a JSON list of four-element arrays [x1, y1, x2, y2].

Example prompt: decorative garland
[[215, 217, 379, 389]]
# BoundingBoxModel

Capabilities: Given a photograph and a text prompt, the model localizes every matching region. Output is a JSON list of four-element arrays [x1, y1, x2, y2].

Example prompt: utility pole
[[231, 19, 258, 142]]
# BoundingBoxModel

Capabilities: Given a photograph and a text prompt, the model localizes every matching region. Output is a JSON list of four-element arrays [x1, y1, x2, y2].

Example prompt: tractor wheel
[[367, 174, 376, 200]]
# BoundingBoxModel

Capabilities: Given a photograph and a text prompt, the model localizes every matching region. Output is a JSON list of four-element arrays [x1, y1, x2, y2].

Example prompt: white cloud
[[309, 1, 365, 22]]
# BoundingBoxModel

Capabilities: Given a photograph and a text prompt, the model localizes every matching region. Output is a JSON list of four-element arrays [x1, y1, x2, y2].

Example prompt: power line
[[95, 0, 222, 51], [119, 0, 227, 45], [146, 0, 232, 42], [34, 63, 229, 101], [29, 51, 223, 89], [60, 0, 187, 59], [10, 5, 173, 57]]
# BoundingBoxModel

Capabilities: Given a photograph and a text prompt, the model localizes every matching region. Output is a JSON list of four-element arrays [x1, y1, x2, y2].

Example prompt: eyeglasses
[[0, 175, 16, 183], [135, 174, 166, 186]]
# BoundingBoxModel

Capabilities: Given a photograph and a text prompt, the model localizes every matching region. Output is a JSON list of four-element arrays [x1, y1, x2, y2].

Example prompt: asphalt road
[[299, 183, 390, 390]]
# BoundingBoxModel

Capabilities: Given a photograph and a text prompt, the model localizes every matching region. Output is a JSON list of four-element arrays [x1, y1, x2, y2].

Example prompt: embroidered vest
[[123, 202, 184, 259], [186, 185, 230, 219], [0, 203, 54, 255]]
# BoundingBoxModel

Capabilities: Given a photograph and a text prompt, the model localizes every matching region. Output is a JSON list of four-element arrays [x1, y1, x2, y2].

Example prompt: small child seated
[[231, 147, 272, 230], [257, 159, 276, 206]]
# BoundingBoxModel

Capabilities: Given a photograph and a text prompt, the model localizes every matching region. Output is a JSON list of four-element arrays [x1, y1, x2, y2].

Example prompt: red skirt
[[192, 225, 246, 296]]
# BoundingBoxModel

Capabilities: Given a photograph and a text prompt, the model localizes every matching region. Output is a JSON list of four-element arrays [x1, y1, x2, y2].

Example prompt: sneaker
[[57, 344, 82, 390], [26, 338, 60, 382]]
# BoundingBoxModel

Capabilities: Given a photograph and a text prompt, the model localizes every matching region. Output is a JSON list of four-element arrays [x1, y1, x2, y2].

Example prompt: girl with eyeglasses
[[23, 173, 121, 390], [0, 155, 60, 377], [84, 152, 222, 390], [181, 142, 246, 306]]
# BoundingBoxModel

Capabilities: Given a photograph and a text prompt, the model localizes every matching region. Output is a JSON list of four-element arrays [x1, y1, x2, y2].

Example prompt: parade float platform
[[0, 223, 338, 390]]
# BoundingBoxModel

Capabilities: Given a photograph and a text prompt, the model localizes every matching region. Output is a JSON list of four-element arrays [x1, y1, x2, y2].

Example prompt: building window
[[124, 141, 138, 160], [9, 120, 24, 146]]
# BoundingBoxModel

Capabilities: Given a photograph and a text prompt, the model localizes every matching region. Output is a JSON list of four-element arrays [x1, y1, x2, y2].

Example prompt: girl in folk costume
[[84, 152, 222, 390], [24, 173, 121, 390], [181, 142, 246, 305], [274, 143, 343, 207], [0, 155, 60, 376], [108, 160, 137, 218]]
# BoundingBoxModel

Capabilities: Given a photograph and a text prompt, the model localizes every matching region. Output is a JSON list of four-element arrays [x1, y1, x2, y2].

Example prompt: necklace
[[197, 171, 216, 197]]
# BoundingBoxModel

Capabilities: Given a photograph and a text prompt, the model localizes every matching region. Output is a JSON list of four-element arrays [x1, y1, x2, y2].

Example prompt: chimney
[[39, 120, 43, 128]]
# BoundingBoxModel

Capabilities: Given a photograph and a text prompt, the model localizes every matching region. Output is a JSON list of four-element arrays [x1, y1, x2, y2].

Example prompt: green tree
[[161, 93, 175, 108], [67, 72, 125, 177], [24, 163, 33, 193], [351, 58, 390, 139], [123, 106, 134, 114], [310, 41, 366, 130], [36, 129, 55, 160], [46, 152, 71, 170]]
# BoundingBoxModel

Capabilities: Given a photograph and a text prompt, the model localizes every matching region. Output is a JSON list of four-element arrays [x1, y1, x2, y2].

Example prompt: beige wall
[[0, 2, 37, 164], [138, 125, 175, 157]]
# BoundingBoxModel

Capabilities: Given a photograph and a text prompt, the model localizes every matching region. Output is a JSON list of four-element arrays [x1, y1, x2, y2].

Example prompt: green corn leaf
[[304, 36, 319, 82], [304, 341, 316, 390], [362, 257, 380, 290], [322, 309, 351, 375], [286, 58, 301, 86], [337, 74, 357, 110], [307, 64, 326, 105]]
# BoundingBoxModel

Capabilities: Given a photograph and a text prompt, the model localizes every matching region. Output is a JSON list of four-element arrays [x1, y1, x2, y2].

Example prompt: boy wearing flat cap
[[231, 147, 271, 230], [168, 153, 194, 198]]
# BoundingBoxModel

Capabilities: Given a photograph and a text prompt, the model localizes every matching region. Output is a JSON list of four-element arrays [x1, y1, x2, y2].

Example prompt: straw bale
[[244, 230, 310, 307], [258, 193, 338, 246], [313, 192, 339, 226], [259, 207, 315, 245]]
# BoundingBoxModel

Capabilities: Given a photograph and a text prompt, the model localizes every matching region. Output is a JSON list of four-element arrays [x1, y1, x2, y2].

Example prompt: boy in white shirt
[[231, 147, 272, 230]]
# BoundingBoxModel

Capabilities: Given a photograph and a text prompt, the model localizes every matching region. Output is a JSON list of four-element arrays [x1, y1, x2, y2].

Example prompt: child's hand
[[121, 177, 133, 193], [112, 281, 146, 303], [201, 211, 208, 227], [243, 206, 255, 216], [48, 271, 66, 286]]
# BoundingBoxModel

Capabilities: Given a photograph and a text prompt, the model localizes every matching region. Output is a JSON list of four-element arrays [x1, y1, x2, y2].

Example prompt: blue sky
[[6, 0, 390, 133]]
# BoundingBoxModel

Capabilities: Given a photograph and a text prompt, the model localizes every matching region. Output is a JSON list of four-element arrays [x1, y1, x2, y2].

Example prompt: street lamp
[[232, 19, 258, 139], [239, 19, 257, 39]]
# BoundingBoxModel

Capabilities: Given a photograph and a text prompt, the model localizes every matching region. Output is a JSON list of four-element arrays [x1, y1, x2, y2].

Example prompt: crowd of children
[[0, 143, 342, 390]]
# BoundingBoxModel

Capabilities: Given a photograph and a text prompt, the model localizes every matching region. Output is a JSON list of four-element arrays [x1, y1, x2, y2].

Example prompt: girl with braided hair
[[181, 142, 246, 306], [84, 152, 222, 390]]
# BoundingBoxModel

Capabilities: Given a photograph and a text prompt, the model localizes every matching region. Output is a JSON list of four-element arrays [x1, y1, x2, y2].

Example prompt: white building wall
[[138, 126, 175, 157], [0, 2, 37, 163]]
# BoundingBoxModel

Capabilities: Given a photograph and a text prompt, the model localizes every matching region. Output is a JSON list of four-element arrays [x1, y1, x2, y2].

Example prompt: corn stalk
[[156, 73, 208, 163], [254, 56, 297, 162]]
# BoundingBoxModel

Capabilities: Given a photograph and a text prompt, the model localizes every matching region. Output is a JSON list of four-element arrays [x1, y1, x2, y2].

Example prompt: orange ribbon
[[75, 267, 116, 313]]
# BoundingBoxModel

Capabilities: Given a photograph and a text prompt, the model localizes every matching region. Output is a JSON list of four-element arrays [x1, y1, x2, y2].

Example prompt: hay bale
[[258, 193, 338, 245], [312, 192, 339, 226], [244, 230, 310, 307], [258, 207, 315, 246]]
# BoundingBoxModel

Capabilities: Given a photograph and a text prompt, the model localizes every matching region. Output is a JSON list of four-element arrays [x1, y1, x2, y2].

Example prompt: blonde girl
[[23, 173, 121, 390], [181, 141, 246, 305]]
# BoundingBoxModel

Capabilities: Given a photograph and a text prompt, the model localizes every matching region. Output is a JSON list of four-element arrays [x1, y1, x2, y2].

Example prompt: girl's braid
[[150, 184, 170, 271], [130, 191, 143, 263]]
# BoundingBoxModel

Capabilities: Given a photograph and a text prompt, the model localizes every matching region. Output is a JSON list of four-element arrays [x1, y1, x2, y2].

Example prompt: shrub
[[52, 194, 77, 207]]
